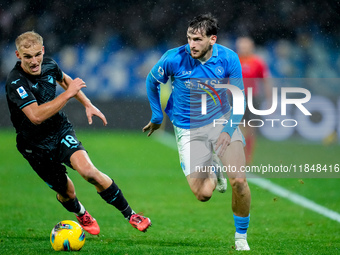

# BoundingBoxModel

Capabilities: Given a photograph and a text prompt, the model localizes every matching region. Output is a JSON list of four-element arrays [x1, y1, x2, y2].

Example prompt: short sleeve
[[50, 58, 63, 82], [6, 75, 37, 109]]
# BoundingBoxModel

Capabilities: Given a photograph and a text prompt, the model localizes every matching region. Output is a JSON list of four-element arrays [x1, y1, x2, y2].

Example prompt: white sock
[[235, 232, 247, 240], [125, 209, 136, 220], [75, 203, 86, 216]]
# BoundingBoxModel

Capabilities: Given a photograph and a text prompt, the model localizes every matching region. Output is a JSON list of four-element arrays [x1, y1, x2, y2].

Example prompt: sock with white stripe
[[57, 196, 85, 216]]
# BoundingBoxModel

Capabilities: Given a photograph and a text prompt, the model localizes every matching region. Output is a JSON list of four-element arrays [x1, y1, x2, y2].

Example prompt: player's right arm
[[58, 72, 107, 126], [22, 78, 86, 125], [215, 51, 246, 157], [142, 73, 163, 136], [143, 50, 173, 136]]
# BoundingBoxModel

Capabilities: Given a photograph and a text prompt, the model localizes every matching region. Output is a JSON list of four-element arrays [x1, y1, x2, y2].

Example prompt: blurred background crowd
[[1, 0, 339, 95], [0, 0, 340, 141], [1, 0, 339, 50]]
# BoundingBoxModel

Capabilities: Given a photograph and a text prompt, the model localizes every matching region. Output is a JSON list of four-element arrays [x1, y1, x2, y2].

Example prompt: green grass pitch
[[0, 129, 339, 254]]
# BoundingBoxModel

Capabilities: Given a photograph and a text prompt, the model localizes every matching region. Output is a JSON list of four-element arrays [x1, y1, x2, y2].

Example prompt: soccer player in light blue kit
[[143, 14, 251, 251]]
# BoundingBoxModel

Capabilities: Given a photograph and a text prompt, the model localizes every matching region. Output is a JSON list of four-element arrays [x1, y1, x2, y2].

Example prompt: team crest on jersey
[[16, 86, 28, 99], [158, 66, 164, 77], [215, 66, 224, 76]]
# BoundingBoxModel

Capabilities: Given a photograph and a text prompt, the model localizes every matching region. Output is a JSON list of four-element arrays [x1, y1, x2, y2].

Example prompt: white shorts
[[174, 112, 245, 176]]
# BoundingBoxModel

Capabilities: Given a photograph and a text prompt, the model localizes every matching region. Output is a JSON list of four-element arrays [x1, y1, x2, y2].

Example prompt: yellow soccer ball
[[50, 220, 85, 251]]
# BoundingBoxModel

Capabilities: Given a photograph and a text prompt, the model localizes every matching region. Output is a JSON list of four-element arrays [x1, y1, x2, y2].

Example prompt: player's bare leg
[[241, 125, 256, 166], [186, 170, 217, 202], [222, 141, 250, 216], [54, 175, 100, 235], [70, 150, 151, 232], [70, 150, 112, 192], [222, 141, 251, 251], [56, 176, 77, 202]]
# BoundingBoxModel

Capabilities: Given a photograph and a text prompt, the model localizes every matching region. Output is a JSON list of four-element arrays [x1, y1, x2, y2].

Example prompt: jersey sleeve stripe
[[19, 100, 37, 109], [150, 72, 163, 84]]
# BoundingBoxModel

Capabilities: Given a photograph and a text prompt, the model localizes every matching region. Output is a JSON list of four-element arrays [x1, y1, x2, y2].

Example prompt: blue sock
[[233, 214, 250, 234]]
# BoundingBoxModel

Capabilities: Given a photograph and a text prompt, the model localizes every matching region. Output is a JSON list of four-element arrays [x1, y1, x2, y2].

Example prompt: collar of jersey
[[185, 44, 219, 64]]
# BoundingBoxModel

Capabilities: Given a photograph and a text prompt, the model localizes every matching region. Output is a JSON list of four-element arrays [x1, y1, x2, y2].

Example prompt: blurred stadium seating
[[0, 0, 339, 141]]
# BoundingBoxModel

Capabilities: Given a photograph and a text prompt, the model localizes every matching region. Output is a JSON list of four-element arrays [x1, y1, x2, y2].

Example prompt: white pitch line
[[247, 177, 340, 223], [153, 131, 340, 224]]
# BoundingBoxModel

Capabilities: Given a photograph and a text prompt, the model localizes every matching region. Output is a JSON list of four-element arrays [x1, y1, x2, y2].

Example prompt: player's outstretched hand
[[85, 104, 108, 126], [215, 132, 231, 157], [143, 121, 161, 137], [66, 78, 86, 98]]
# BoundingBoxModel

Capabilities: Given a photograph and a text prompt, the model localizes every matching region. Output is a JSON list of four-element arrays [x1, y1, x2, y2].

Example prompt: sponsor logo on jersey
[[16, 86, 28, 99], [184, 80, 195, 89], [11, 79, 21, 84], [48, 75, 54, 84], [32, 83, 38, 89]]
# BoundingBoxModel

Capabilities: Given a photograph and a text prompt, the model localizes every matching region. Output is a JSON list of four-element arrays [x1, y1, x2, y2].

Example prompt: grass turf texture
[[0, 129, 339, 254]]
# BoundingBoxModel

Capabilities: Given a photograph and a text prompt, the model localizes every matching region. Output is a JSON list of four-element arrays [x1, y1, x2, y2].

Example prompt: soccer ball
[[50, 220, 85, 251]]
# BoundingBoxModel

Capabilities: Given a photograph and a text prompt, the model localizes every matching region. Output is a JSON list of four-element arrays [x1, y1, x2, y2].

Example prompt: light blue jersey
[[146, 43, 245, 137]]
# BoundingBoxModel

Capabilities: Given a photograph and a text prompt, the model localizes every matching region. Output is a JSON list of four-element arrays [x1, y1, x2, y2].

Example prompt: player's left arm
[[58, 72, 107, 126], [215, 91, 246, 157], [215, 54, 246, 157]]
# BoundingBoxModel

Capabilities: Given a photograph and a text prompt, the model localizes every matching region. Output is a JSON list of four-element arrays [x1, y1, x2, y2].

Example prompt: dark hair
[[188, 13, 219, 36]]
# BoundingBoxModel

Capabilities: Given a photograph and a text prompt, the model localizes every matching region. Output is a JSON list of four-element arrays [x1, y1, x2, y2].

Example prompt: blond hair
[[15, 31, 43, 51]]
